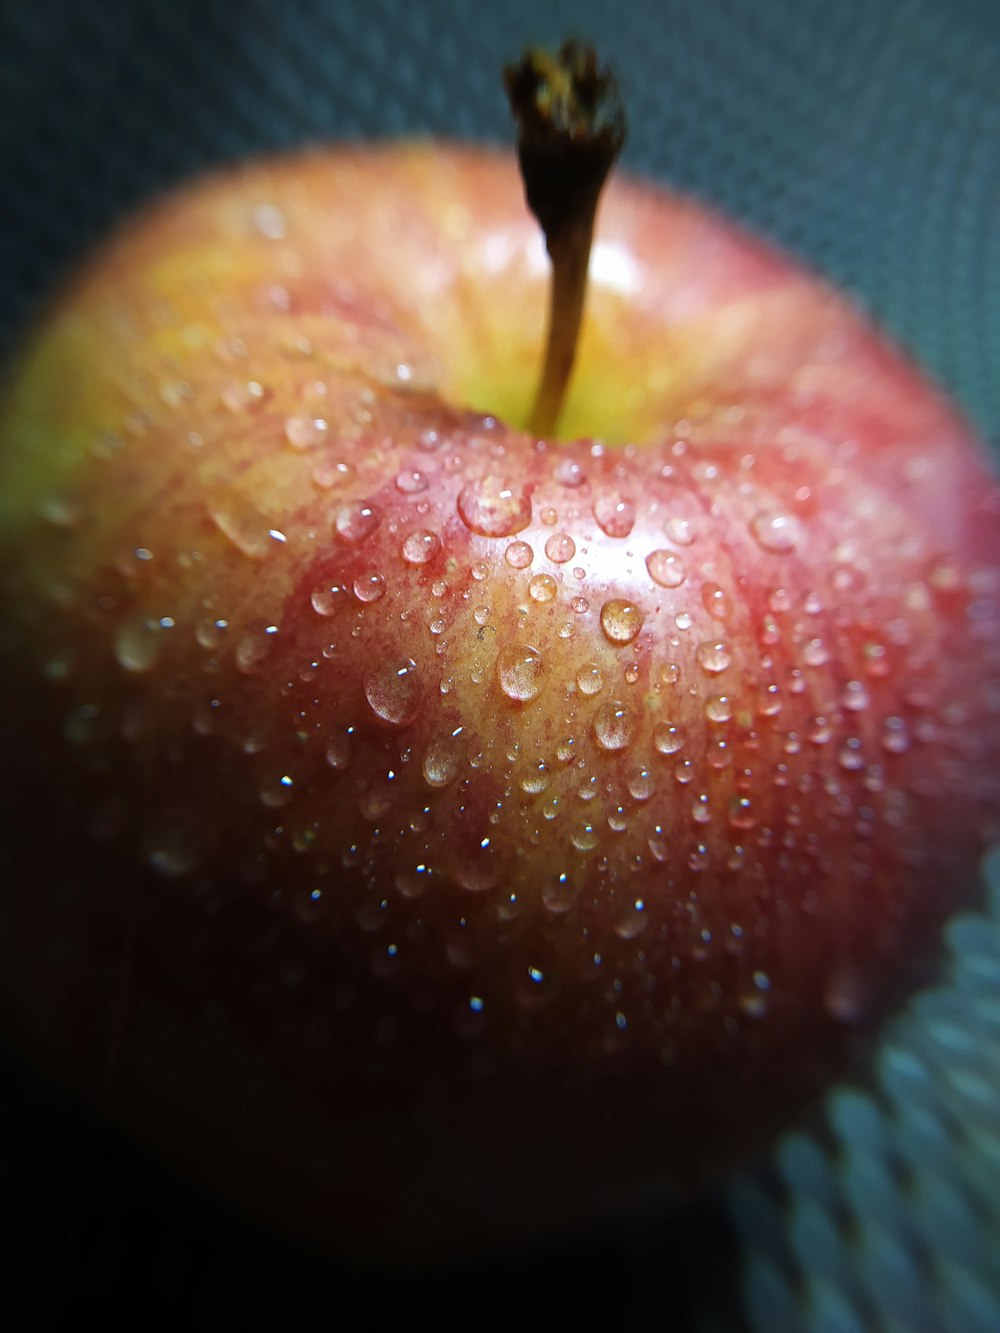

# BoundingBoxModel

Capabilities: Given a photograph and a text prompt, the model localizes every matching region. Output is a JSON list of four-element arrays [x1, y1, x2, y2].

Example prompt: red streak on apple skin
[[0, 143, 998, 1257]]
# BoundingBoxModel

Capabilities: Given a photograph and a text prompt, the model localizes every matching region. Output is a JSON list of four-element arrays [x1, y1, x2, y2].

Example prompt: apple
[[1, 64, 999, 1257]]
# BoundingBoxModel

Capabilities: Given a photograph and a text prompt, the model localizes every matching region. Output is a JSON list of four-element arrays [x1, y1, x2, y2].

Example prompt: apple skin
[[0, 141, 998, 1259]]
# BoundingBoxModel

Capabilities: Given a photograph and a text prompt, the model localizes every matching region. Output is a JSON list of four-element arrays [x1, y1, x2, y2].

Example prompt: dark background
[[1, 1, 998, 1327]]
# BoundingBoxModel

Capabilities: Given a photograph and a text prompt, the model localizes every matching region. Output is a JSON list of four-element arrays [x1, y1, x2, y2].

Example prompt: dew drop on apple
[[497, 644, 545, 703], [553, 458, 585, 488], [312, 459, 353, 490], [195, 616, 229, 649], [208, 499, 274, 559], [593, 494, 635, 539], [705, 694, 732, 723], [402, 530, 442, 565], [654, 722, 684, 755], [147, 820, 204, 877], [701, 581, 730, 620], [576, 662, 604, 696], [260, 772, 295, 808], [114, 615, 164, 673], [646, 549, 686, 588], [311, 582, 346, 616], [666, 516, 695, 547], [336, 500, 381, 544], [628, 767, 655, 801], [600, 599, 644, 645], [457, 476, 531, 537], [592, 700, 634, 751], [529, 574, 557, 604], [353, 571, 386, 603], [325, 731, 353, 770], [696, 640, 731, 675], [422, 727, 466, 787], [882, 715, 910, 754], [545, 532, 576, 563], [803, 637, 831, 668], [839, 738, 866, 771], [395, 467, 429, 495], [749, 510, 802, 554], [570, 823, 599, 853], [364, 658, 421, 726], [505, 540, 533, 569], [615, 900, 648, 940], [841, 679, 870, 711], [284, 415, 328, 450], [512, 763, 545, 798], [729, 795, 756, 830]]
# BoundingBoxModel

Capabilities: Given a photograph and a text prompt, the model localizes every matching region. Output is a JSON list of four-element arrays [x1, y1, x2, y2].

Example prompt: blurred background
[[1, 1, 998, 1327]]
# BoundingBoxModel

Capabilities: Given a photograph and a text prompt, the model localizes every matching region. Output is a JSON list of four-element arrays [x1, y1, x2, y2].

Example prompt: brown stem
[[504, 41, 626, 437]]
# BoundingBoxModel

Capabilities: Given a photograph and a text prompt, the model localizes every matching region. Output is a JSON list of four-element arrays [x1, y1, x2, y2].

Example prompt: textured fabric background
[[1, 1, 998, 1327]]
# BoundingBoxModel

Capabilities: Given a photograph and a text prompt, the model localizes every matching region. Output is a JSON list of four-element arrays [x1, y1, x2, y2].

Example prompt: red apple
[[0, 138, 998, 1260]]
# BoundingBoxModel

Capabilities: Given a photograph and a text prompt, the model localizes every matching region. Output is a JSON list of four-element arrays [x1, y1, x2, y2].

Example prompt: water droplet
[[312, 459, 354, 490], [665, 516, 695, 546], [260, 772, 295, 808], [402, 530, 442, 565], [284, 415, 328, 450], [696, 640, 731, 674], [592, 700, 634, 751], [545, 532, 576, 563], [393, 467, 427, 496], [571, 824, 599, 852], [195, 616, 229, 649], [221, 379, 269, 413], [208, 499, 275, 559], [593, 494, 635, 538], [803, 638, 830, 668], [353, 571, 386, 603], [252, 202, 286, 239], [148, 820, 204, 877], [553, 458, 585, 487], [521, 762, 550, 794], [497, 644, 545, 702], [618, 901, 650, 943], [729, 796, 756, 830], [750, 510, 801, 554], [422, 727, 467, 787], [628, 768, 655, 801], [862, 642, 890, 678], [505, 540, 533, 568], [364, 658, 421, 726], [705, 694, 732, 722], [311, 582, 346, 615], [646, 550, 686, 588], [701, 581, 730, 620], [881, 716, 910, 754], [336, 500, 381, 544], [674, 610, 693, 631], [576, 662, 604, 696], [600, 599, 644, 644], [114, 616, 164, 673], [529, 574, 557, 603], [840, 680, 869, 712], [654, 722, 684, 755], [457, 477, 531, 537], [325, 731, 353, 769], [838, 738, 865, 771]]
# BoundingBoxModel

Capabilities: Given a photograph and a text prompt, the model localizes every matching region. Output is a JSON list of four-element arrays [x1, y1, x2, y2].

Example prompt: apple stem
[[504, 42, 626, 438]]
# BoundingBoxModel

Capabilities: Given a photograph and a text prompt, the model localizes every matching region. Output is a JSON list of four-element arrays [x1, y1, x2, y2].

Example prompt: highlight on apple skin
[[0, 141, 998, 1258]]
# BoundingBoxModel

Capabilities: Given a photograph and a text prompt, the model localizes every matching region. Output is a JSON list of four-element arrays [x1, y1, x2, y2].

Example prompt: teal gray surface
[[1, 0, 998, 1326]]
